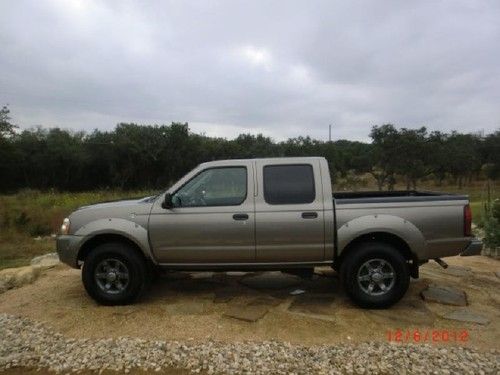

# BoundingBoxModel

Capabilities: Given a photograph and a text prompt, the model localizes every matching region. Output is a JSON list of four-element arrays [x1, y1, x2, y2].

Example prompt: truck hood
[[77, 196, 156, 211], [68, 196, 157, 234]]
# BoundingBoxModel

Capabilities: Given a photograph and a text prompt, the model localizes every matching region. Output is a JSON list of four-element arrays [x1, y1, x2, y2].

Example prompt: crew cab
[[57, 157, 482, 308]]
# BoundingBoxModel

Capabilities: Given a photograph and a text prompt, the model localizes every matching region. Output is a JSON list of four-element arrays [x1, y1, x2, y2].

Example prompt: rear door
[[255, 159, 325, 262]]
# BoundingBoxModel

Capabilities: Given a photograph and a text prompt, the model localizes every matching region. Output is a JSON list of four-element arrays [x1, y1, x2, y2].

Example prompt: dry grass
[[0, 190, 155, 270]]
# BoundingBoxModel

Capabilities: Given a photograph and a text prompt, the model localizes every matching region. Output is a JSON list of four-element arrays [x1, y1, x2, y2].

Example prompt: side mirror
[[161, 193, 174, 209]]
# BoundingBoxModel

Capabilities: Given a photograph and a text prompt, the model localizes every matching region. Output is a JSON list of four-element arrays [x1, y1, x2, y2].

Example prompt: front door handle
[[301, 212, 318, 219], [233, 213, 249, 221]]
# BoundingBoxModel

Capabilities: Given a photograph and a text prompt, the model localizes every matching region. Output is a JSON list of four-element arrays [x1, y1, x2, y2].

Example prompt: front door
[[148, 163, 255, 264]]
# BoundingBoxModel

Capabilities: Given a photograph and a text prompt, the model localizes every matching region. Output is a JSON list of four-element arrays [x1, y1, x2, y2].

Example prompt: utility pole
[[329, 124, 332, 143]]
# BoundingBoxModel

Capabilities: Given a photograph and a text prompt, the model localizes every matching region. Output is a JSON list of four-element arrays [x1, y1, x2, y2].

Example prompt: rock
[[0, 280, 7, 294], [223, 304, 270, 322], [495, 271, 500, 279], [288, 294, 335, 315], [30, 253, 60, 269], [15, 266, 40, 286], [0, 266, 41, 290], [239, 272, 302, 290], [421, 284, 468, 306], [442, 309, 490, 325]]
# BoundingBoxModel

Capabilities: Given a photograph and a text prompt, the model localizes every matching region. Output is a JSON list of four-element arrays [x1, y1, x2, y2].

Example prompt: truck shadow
[[142, 269, 349, 307]]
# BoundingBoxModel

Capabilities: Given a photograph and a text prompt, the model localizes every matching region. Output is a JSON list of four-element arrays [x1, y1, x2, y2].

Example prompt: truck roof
[[199, 156, 326, 167]]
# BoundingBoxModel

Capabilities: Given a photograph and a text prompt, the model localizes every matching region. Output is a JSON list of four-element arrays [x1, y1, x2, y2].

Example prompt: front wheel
[[340, 242, 410, 309], [82, 242, 148, 305]]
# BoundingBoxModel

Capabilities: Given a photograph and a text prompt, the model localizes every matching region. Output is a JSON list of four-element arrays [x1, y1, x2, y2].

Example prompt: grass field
[[0, 182, 497, 270], [0, 190, 155, 270]]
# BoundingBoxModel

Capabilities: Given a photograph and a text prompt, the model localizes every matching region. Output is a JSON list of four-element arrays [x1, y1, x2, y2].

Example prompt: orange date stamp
[[386, 329, 469, 343]]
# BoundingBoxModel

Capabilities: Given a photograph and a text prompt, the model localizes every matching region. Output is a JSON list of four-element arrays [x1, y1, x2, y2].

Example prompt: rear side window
[[263, 164, 315, 205]]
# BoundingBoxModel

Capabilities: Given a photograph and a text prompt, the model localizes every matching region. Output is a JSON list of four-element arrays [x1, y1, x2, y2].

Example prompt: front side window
[[263, 164, 315, 205], [173, 167, 247, 207]]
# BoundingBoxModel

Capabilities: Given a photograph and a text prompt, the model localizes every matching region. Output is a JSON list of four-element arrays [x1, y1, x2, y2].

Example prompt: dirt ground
[[0, 256, 498, 351]]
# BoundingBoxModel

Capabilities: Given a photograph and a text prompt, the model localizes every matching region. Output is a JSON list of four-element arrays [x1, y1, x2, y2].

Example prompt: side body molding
[[337, 214, 426, 259], [74, 218, 157, 263]]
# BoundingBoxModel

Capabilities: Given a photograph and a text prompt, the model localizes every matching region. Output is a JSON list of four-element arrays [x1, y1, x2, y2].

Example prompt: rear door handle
[[301, 212, 318, 219], [233, 213, 249, 221]]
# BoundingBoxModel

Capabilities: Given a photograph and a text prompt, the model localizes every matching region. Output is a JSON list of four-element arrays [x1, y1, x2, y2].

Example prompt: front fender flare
[[74, 218, 156, 263]]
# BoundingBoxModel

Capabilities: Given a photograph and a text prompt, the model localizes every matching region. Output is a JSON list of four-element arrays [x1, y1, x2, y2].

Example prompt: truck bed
[[333, 190, 468, 204]]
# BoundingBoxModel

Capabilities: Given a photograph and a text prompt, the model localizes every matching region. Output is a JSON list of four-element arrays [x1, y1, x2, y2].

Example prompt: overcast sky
[[1, 0, 499, 141]]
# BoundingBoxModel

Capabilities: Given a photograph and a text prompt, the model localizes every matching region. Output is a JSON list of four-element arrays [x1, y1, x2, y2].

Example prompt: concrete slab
[[213, 287, 240, 303], [239, 272, 302, 290], [314, 267, 336, 278], [288, 294, 335, 315], [226, 272, 249, 277], [224, 304, 270, 322], [168, 278, 226, 294], [421, 284, 468, 306], [191, 272, 215, 279], [162, 272, 191, 280], [443, 265, 472, 277], [247, 296, 282, 307], [442, 309, 490, 325]]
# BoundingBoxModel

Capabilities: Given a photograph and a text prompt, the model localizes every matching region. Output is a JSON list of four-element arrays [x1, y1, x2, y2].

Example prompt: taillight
[[464, 204, 472, 237]]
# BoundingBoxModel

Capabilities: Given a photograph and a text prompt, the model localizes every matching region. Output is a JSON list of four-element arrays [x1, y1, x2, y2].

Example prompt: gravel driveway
[[1, 313, 498, 374]]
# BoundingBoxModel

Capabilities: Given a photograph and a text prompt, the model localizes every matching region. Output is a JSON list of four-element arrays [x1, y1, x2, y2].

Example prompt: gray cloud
[[1, 0, 499, 141]]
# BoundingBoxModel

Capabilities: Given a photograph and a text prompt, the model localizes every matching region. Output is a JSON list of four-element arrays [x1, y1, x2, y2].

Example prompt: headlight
[[60, 218, 70, 235]]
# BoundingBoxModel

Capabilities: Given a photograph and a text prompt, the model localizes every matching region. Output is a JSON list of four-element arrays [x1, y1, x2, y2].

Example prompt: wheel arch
[[338, 231, 413, 261], [77, 233, 148, 264], [336, 231, 420, 278], [73, 218, 157, 265], [335, 213, 425, 270]]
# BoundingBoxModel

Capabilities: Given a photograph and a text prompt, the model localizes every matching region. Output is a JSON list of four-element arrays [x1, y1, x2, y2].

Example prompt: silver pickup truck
[[57, 157, 482, 308]]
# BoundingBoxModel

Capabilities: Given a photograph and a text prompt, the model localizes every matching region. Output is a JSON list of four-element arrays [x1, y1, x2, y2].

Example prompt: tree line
[[0, 105, 498, 192]]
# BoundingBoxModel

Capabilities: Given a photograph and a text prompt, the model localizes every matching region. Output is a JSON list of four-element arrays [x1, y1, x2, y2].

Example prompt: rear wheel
[[340, 242, 410, 308], [82, 242, 148, 305]]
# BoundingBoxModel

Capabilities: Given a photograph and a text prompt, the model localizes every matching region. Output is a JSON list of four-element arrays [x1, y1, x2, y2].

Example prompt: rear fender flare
[[337, 214, 426, 258]]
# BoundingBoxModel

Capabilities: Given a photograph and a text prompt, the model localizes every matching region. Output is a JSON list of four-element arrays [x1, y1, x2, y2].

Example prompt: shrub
[[483, 199, 500, 250]]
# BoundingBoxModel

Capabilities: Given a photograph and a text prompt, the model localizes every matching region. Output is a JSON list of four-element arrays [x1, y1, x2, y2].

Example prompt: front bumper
[[56, 235, 84, 268], [460, 238, 483, 256]]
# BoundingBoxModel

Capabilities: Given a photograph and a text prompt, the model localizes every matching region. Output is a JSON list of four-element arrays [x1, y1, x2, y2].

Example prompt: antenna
[[329, 124, 332, 143]]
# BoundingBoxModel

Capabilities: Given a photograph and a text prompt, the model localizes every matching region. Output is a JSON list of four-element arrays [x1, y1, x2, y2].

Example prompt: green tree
[[393, 127, 429, 190], [445, 132, 481, 188], [369, 124, 399, 190], [0, 105, 17, 139]]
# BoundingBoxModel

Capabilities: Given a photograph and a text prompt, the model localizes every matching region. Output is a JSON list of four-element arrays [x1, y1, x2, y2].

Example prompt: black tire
[[340, 242, 410, 309], [82, 242, 148, 305]]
